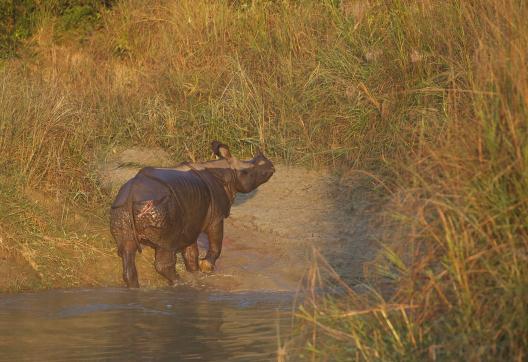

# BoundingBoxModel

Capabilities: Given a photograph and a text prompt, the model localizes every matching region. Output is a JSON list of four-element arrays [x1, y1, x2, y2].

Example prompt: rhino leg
[[154, 248, 179, 286], [182, 242, 199, 272], [121, 242, 139, 288], [200, 221, 224, 273]]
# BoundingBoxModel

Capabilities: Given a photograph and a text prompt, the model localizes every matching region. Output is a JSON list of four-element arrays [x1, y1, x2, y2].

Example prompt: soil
[[198, 165, 385, 292], [0, 244, 41, 291], [0, 148, 386, 293]]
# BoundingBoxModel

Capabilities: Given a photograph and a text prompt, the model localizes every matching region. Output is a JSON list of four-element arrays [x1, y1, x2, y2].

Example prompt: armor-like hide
[[110, 166, 233, 254], [109, 141, 275, 288]]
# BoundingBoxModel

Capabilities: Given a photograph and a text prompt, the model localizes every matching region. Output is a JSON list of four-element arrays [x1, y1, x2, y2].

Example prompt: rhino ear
[[211, 140, 232, 159]]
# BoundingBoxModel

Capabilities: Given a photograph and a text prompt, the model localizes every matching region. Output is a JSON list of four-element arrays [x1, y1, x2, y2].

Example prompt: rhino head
[[211, 140, 275, 193]]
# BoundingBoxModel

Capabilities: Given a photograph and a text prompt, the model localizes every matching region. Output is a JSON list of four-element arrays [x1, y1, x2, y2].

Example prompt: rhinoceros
[[109, 141, 275, 288]]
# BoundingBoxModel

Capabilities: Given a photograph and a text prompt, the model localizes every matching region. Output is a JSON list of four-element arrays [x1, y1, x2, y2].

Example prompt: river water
[[0, 288, 294, 361]]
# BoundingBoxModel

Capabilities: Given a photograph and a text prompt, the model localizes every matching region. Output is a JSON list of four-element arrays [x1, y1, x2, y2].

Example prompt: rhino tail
[[126, 176, 143, 254]]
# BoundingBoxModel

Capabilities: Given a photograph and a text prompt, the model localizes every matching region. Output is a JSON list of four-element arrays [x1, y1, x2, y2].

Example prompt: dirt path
[[0, 149, 385, 292], [197, 165, 384, 292], [100, 149, 385, 291]]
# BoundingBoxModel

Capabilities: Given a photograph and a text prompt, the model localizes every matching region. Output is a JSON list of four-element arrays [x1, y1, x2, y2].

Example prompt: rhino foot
[[199, 259, 215, 274]]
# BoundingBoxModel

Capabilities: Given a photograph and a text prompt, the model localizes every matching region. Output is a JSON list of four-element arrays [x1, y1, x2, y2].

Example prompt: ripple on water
[[0, 288, 294, 362]]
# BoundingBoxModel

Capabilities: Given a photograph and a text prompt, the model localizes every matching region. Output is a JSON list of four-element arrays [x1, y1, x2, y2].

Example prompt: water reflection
[[0, 288, 293, 361]]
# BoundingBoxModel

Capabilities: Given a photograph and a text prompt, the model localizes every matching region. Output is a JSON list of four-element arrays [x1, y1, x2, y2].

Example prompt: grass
[[0, 0, 110, 57], [0, 0, 527, 359], [0, 174, 119, 291], [288, 1, 528, 360]]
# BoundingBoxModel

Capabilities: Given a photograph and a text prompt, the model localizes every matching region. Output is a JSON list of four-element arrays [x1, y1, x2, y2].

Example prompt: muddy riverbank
[[0, 149, 386, 293]]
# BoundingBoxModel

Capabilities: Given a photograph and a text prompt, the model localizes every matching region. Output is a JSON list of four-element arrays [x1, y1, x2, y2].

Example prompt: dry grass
[[0, 0, 526, 359], [287, 0, 528, 360]]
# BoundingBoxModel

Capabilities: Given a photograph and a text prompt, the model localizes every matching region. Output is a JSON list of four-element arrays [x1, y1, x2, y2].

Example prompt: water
[[0, 288, 294, 361]]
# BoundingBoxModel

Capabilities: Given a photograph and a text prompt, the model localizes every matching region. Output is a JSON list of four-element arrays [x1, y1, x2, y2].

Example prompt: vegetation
[[0, 0, 526, 360], [0, 0, 110, 57]]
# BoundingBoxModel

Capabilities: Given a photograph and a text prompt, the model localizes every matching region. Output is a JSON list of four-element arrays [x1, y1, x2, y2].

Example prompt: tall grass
[[1, 0, 413, 197], [291, 0, 528, 360], [0, 0, 526, 359]]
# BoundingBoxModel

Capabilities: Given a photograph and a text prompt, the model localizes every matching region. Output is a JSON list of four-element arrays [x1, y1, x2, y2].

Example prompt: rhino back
[[111, 167, 225, 250], [139, 167, 211, 207], [137, 168, 213, 249]]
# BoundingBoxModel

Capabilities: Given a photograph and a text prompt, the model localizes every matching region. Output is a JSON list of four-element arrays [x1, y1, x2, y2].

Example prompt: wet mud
[[181, 165, 385, 292], [97, 147, 386, 292], [0, 149, 385, 293]]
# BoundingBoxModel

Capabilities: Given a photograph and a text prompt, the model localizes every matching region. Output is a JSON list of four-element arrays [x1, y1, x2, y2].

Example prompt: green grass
[[0, 0, 111, 57], [0, 0, 527, 360]]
